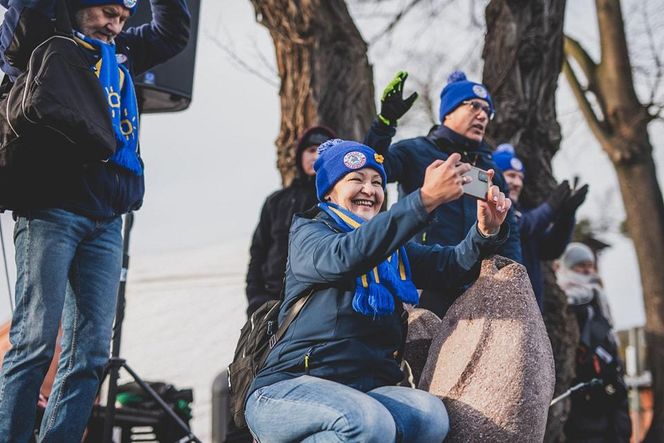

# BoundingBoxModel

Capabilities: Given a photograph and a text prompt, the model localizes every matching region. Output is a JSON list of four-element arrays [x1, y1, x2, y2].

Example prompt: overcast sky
[[0, 0, 662, 330]]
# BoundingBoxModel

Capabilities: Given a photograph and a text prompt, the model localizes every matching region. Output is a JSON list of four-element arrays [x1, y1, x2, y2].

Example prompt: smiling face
[[327, 168, 384, 220], [443, 99, 490, 142], [75, 4, 130, 43]]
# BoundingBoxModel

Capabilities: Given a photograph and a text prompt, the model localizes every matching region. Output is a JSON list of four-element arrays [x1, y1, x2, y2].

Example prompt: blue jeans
[[0, 209, 122, 443], [246, 375, 449, 443]]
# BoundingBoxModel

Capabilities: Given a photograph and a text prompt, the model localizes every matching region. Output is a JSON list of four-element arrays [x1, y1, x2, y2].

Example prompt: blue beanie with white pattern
[[493, 143, 525, 173], [439, 71, 495, 121], [314, 139, 387, 201]]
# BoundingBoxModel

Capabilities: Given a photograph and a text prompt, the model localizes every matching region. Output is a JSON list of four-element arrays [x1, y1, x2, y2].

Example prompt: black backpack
[[0, 0, 116, 209], [227, 290, 313, 429]]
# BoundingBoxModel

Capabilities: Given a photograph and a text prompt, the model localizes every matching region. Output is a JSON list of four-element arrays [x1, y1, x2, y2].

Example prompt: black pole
[[102, 212, 134, 442]]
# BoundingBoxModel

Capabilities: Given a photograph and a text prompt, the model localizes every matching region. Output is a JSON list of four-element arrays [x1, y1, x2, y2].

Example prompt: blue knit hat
[[493, 143, 525, 173], [314, 139, 387, 201], [439, 71, 495, 121], [74, 0, 138, 14]]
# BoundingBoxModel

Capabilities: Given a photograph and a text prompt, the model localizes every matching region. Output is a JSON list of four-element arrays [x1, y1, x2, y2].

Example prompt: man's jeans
[[0, 209, 122, 443], [246, 375, 449, 443]]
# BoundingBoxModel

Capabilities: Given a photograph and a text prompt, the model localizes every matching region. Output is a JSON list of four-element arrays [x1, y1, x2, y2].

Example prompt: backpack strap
[[269, 287, 315, 349]]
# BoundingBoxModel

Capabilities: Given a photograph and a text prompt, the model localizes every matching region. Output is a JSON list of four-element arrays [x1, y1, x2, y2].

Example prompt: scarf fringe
[[319, 202, 420, 317]]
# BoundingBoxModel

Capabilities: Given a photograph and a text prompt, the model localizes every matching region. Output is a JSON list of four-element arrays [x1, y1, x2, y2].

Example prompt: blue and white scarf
[[318, 202, 419, 317], [75, 32, 142, 175]]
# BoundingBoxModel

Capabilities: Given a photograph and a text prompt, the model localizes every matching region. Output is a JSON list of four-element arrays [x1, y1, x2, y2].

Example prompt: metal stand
[[100, 212, 201, 443], [550, 378, 603, 407]]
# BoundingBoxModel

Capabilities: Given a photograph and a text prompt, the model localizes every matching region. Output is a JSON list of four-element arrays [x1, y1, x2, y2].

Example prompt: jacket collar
[[429, 125, 493, 154]]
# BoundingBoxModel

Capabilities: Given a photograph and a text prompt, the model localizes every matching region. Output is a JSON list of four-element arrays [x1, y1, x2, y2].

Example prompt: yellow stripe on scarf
[[75, 37, 124, 87], [329, 207, 361, 229], [398, 251, 407, 280]]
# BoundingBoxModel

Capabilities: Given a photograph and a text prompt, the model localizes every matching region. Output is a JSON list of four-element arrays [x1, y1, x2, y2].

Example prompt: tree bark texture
[[563, 1, 664, 440], [250, 0, 376, 185], [481, 1, 579, 441]]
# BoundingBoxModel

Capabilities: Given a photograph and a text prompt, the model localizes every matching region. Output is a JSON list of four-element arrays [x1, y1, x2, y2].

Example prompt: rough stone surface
[[404, 307, 442, 386], [419, 256, 555, 442]]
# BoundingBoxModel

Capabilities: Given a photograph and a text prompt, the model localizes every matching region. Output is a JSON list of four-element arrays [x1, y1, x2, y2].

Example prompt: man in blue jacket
[[493, 143, 588, 311], [0, 1, 189, 441], [364, 71, 522, 317]]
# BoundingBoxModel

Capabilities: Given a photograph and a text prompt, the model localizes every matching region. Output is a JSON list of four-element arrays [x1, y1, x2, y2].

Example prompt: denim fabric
[[0, 208, 122, 443], [246, 375, 449, 443]]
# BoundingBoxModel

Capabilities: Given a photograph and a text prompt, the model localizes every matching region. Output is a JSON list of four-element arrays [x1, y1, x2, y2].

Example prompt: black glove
[[546, 180, 572, 212], [378, 71, 418, 127], [560, 183, 589, 214]]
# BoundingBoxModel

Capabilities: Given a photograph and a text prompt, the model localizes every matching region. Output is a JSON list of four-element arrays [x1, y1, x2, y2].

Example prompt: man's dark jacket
[[245, 149, 318, 316], [364, 120, 522, 316], [245, 175, 318, 316], [515, 201, 575, 310], [0, 0, 191, 218]]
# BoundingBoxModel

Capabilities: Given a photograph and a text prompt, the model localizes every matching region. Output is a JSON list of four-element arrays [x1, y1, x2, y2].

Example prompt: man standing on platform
[[0, 0, 190, 441]]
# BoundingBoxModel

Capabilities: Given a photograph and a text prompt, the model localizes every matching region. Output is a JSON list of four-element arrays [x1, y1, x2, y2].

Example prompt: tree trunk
[[563, 0, 664, 439], [482, 1, 578, 440], [249, 0, 375, 185]]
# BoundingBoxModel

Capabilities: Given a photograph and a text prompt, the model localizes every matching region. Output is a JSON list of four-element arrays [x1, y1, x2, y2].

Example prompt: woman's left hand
[[477, 169, 511, 236]]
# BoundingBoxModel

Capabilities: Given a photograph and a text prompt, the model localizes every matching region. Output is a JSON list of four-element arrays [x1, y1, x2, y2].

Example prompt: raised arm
[[121, 0, 190, 74], [363, 71, 418, 183], [407, 221, 508, 290], [0, 0, 56, 78], [289, 190, 431, 284]]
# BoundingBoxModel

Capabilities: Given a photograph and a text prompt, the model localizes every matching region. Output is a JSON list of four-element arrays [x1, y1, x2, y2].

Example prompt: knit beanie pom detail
[[447, 70, 467, 84], [317, 138, 344, 155]]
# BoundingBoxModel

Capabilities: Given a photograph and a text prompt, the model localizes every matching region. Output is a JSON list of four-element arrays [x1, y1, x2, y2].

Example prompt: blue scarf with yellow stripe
[[318, 202, 419, 317], [75, 33, 142, 175]]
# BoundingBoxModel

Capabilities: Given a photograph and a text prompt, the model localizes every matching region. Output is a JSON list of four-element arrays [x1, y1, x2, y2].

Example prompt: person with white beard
[[557, 243, 631, 442]]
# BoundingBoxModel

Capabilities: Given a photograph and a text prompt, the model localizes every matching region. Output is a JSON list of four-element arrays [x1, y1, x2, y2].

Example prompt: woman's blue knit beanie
[[314, 139, 387, 201], [493, 143, 525, 173], [439, 71, 495, 121], [74, 0, 138, 14]]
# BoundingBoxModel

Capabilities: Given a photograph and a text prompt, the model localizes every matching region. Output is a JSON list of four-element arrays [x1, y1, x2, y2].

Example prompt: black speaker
[[125, 0, 200, 113]]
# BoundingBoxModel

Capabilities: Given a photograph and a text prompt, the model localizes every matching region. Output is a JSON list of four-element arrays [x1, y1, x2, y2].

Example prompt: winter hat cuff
[[561, 242, 595, 269], [314, 139, 387, 201], [493, 143, 524, 173], [439, 71, 494, 121], [75, 0, 138, 14]]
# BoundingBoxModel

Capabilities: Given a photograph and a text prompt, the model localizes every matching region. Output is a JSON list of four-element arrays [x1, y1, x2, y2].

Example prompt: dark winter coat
[[564, 296, 631, 442], [515, 201, 575, 310], [245, 175, 318, 316], [364, 120, 522, 316], [0, 0, 191, 219], [248, 190, 508, 399]]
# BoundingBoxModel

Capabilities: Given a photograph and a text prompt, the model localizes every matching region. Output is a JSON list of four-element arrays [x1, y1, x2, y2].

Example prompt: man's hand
[[546, 180, 572, 212], [477, 170, 511, 236], [560, 183, 589, 215], [379, 71, 418, 127], [420, 153, 470, 213]]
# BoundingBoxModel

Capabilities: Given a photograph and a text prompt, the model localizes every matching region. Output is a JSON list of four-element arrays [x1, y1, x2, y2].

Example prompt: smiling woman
[[326, 168, 385, 220], [243, 138, 512, 443]]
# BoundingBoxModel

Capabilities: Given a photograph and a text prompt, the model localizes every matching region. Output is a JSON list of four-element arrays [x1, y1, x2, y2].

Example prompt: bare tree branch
[[205, 30, 279, 88], [562, 57, 610, 147], [368, 0, 425, 44], [641, 2, 664, 107], [563, 35, 598, 86]]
